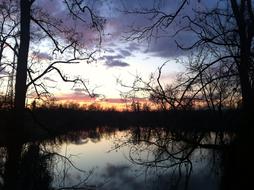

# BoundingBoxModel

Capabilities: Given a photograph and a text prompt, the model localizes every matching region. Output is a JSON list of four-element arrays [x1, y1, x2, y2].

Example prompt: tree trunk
[[13, 0, 31, 132], [230, 0, 254, 114], [238, 45, 254, 113]]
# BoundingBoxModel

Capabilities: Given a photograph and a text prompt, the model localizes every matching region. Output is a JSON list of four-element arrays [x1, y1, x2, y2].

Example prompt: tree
[[0, 0, 105, 131], [185, 49, 241, 111], [123, 0, 253, 114], [0, 1, 19, 108]]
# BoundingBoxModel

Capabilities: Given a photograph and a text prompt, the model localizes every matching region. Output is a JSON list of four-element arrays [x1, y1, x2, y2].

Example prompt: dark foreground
[[0, 108, 253, 190], [0, 108, 242, 137]]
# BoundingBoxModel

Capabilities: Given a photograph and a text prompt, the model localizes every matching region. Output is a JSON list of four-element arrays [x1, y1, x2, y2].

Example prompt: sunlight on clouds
[[52, 51, 183, 100]]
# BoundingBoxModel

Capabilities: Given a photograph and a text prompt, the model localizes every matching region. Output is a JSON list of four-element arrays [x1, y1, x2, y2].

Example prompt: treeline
[[28, 108, 240, 132], [28, 99, 156, 112]]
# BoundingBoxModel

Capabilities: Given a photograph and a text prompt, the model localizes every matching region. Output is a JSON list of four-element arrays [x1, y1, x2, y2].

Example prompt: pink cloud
[[56, 93, 95, 102]]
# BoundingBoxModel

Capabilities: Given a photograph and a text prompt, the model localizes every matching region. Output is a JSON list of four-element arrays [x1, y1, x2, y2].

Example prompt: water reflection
[[2, 143, 52, 190], [0, 125, 248, 190], [114, 127, 227, 190]]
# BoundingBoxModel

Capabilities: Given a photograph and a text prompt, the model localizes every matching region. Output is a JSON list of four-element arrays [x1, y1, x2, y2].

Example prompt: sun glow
[[54, 97, 156, 112], [27, 93, 157, 112]]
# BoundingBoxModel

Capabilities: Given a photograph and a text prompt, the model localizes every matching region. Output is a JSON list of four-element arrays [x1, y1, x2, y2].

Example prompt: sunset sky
[[1, 0, 217, 109]]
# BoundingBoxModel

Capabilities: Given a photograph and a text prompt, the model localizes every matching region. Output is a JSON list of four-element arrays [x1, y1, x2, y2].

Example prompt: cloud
[[105, 60, 129, 67], [103, 98, 125, 104], [126, 43, 141, 51], [101, 1, 197, 58], [145, 38, 179, 58], [34, 0, 199, 59], [34, 0, 103, 49], [43, 77, 56, 82], [35, 0, 191, 59], [98, 161, 218, 190], [32, 51, 53, 61], [104, 48, 115, 53], [119, 49, 132, 57], [56, 93, 94, 102], [100, 45, 133, 63], [103, 163, 130, 178], [100, 163, 144, 190], [99, 54, 130, 68], [102, 55, 124, 60], [143, 31, 196, 58]]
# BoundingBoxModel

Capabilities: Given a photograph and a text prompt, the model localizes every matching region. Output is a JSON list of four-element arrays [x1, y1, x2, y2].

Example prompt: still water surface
[[48, 127, 223, 190], [0, 126, 235, 190]]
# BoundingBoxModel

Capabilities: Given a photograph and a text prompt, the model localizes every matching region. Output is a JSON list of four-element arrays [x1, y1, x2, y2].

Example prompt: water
[[0, 126, 237, 190], [47, 127, 223, 190]]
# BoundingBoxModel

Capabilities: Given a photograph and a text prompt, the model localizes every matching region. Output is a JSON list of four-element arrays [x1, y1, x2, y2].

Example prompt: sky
[[2, 0, 217, 109]]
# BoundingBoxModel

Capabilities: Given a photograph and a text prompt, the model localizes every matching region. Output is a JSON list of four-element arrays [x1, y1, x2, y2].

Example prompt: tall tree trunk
[[13, 0, 31, 132], [230, 0, 254, 114], [238, 41, 254, 113]]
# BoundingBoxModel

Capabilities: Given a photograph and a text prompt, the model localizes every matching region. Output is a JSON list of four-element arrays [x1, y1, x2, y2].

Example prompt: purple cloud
[[32, 51, 53, 61], [105, 60, 129, 67], [32, 0, 201, 60], [102, 55, 124, 60], [99, 53, 130, 68], [126, 43, 141, 51], [119, 49, 132, 57], [145, 30, 197, 58]]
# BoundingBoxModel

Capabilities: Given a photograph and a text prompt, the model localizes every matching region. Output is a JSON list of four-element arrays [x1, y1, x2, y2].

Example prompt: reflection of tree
[[0, 147, 7, 188], [0, 125, 251, 190], [117, 127, 234, 190], [2, 143, 51, 190], [19, 144, 53, 190], [0, 140, 96, 190], [0, 126, 122, 189]]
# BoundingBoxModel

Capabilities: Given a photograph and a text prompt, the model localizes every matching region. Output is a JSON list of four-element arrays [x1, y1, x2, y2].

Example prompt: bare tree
[[0, 0, 105, 131], [0, 1, 19, 108], [123, 0, 253, 113]]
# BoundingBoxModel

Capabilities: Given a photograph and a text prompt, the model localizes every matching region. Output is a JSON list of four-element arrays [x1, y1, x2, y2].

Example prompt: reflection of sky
[[54, 130, 219, 190]]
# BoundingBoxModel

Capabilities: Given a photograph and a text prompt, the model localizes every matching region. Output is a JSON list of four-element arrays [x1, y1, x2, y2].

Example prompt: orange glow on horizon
[[26, 93, 156, 111], [54, 98, 156, 111]]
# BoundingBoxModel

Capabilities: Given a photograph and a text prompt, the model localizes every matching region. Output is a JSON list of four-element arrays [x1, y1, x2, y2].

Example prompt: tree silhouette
[[0, 1, 19, 108], [0, 0, 105, 132], [123, 0, 254, 114]]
